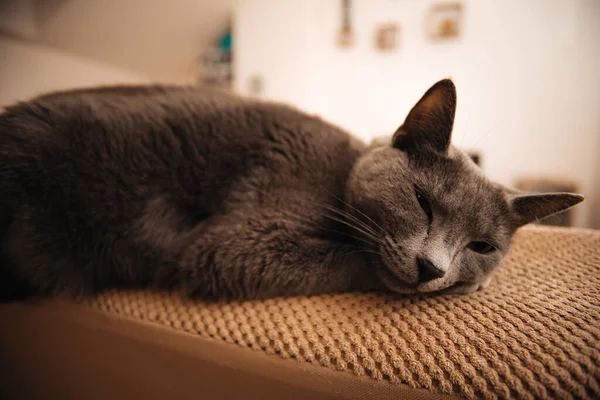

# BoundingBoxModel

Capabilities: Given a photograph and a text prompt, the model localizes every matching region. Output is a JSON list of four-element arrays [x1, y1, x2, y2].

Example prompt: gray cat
[[0, 79, 583, 301]]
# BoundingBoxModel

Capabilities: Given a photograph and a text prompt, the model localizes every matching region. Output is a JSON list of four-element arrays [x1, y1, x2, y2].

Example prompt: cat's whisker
[[315, 210, 382, 245], [319, 227, 379, 249], [318, 208, 386, 251], [244, 185, 385, 242], [342, 249, 383, 258], [316, 203, 382, 238], [314, 206, 380, 238], [318, 186, 388, 236], [277, 211, 379, 249], [237, 188, 383, 248], [469, 128, 492, 150], [459, 117, 469, 147]]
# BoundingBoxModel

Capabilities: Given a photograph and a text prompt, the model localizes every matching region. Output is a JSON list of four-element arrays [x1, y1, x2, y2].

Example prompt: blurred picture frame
[[337, 0, 354, 48], [374, 23, 400, 51], [426, 2, 463, 41]]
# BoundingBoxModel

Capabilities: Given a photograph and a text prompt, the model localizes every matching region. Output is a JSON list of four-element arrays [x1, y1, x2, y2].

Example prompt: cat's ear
[[392, 79, 457, 155], [509, 192, 584, 227]]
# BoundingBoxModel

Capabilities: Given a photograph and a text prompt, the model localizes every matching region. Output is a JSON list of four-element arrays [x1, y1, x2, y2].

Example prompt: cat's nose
[[417, 258, 446, 283]]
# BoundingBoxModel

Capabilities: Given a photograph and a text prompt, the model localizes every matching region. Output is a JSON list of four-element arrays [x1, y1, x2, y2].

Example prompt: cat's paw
[[446, 282, 480, 295], [479, 275, 493, 289], [445, 276, 493, 295]]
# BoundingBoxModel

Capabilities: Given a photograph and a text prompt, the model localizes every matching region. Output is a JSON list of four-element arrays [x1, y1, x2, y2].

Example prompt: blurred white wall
[[0, 36, 150, 107], [235, 0, 600, 228], [0, 0, 233, 83]]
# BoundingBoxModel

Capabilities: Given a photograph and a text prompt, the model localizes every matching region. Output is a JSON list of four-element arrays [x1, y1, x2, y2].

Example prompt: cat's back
[[0, 84, 246, 149], [0, 85, 365, 215], [1, 84, 363, 192], [0, 84, 358, 167]]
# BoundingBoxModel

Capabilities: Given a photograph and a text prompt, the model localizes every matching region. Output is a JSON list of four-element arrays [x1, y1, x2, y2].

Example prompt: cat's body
[[0, 80, 583, 301], [0, 85, 373, 300]]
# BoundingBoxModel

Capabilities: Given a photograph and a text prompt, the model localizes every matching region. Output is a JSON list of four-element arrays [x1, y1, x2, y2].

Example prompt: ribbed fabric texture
[[87, 226, 600, 399]]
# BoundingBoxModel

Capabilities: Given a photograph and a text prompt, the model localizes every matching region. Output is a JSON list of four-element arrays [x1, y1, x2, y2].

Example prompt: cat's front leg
[[155, 209, 377, 300]]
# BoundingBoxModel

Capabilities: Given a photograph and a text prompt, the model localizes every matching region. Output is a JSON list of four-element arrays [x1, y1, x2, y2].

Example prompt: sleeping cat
[[0, 79, 583, 301]]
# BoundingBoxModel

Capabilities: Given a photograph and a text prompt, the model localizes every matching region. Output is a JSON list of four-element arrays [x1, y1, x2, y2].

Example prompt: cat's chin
[[375, 263, 419, 294], [374, 257, 480, 295], [376, 263, 468, 295]]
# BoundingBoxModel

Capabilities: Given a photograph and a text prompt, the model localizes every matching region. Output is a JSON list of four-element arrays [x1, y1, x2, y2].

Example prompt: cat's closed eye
[[415, 188, 433, 225], [467, 241, 496, 254]]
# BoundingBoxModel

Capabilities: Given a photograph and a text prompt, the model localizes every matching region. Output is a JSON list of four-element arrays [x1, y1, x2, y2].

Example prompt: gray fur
[[0, 80, 584, 301]]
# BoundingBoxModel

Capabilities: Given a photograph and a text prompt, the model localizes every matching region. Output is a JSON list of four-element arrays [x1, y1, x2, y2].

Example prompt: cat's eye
[[467, 241, 496, 254], [415, 189, 433, 223]]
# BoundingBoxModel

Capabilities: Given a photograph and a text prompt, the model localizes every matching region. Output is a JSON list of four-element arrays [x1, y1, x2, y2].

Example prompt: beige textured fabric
[[77, 226, 598, 399]]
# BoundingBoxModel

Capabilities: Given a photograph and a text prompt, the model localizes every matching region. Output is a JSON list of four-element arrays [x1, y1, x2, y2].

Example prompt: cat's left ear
[[392, 79, 457, 155], [509, 192, 584, 227]]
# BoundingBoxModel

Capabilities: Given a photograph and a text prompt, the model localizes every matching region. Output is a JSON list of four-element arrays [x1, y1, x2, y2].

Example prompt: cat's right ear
[[508, 192, 584, 227], [392, 79, 457, 155]]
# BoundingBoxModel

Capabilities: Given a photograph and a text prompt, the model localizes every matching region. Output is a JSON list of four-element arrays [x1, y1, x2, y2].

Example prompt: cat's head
[[345, 79, 584, 295]]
